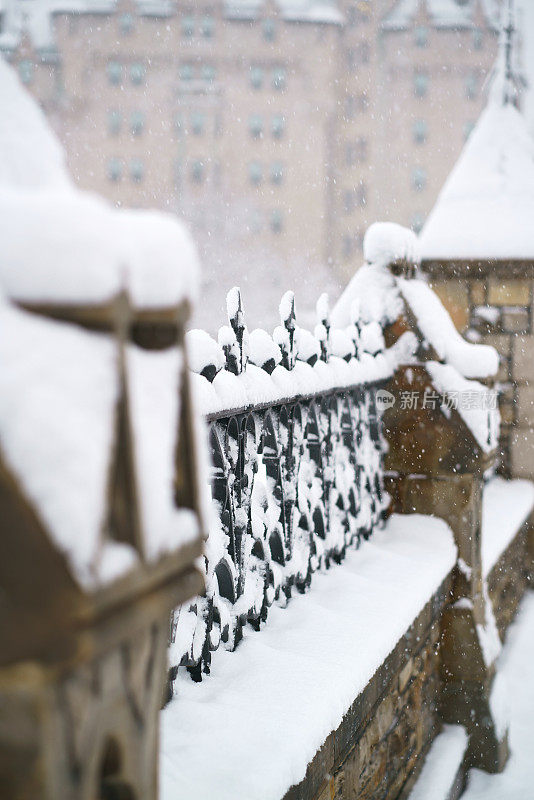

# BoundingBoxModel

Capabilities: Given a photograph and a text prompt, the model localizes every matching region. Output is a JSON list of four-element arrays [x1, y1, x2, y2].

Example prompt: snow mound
[[0, 55, 70, 189], [161, 514, 457, 800], [409, 725, 468, 800], [0, 57, 200, 309], [364, 221, 420, 269], [398, 278, 499, 379]]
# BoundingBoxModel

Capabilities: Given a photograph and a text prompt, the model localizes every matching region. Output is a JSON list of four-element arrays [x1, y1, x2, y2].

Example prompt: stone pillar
[[423, 262, 534, 482], [390, 473, 508, 772], [383, 364, 509, 773]]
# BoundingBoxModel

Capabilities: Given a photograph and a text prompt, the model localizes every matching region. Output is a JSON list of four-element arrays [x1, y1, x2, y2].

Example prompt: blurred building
[[0, 0, 500, 286]]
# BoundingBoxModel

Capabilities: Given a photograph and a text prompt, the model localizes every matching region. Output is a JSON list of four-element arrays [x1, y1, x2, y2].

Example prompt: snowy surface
[[409, 725, 468, 800], [192, 351, 392, 417], [482, 477, 534, 578], [331, 262, 403, 329], [420, 101, 534, 260], [462, 591, 534, 800], [363, 222, 420, 270], [0, 293, 198, 588], [160, 514, 456, 800], [0, 57, 199, 309], [0, 53, 70, 189], [425, 361, 499, 454], [0, 0, 341, 51], [382, 0, 499, 31], [332, 226, 498, 381], [399, 278, 499, 379], [127, 346, 199, 561], [0, 298, 119, 588]]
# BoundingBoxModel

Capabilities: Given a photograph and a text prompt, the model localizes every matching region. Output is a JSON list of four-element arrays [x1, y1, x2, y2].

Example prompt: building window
[[272, 115, 285, 138], [250, 66, 263, 89], [191, 160, 204, 183], [271, 162, 283, 184], [108, 109, 121, 135], [130, 158, 144, 183], [412, 167, 426, 192], [473, 29, 483, 50], [344, 189, 355, 214], [347, 1, 371, 26], [119, 13, 134, 34], [18, 60, 34, 84], [249, 161, 262, 185], [191, 111, 205, 135], [263, 18, 276, 41], [356, 183, 367, 207], [174, 113, 184, 135], [130, 63, 145, 85], [174, 159, 182, 189], [249, 114, 263, 138], [107, 157, 123, 182], [202, 65, 216, 83], [179, 63, 194, 81], [413, 118, 427, 144], [271, 209, 283, 233], [130, 110, 144, 136], [463, 121, 476, 141], [342, 234, 353, 259], [411, 213, 425, 233], [414, 26, 428, 47], [414, 71, 429, 98], [465, 72, 478, 100], [272, 67, 286, 91], [182, 15, 194, 37], [358, 41, 370, 63], [107, 61, 122, 85], [346, 138, 368, 165], [200, 15, 215, 37]]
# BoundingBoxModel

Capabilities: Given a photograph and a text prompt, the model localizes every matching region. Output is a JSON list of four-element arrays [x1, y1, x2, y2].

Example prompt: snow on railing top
[[187, 286, 394, 419]]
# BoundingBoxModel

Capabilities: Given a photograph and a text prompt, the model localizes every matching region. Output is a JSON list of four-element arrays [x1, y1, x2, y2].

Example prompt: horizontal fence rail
[[169, 289, 390, 683]]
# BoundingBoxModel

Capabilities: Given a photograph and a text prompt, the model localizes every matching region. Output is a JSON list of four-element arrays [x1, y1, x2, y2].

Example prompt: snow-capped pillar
[[381, 280, 508, 775]]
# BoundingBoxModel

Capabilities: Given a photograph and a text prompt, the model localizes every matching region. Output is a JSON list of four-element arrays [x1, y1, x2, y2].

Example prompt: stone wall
[[424, 268, 534, 481], [487, 517, 532, 638], [280, 509, 532, 800], [283, 577, 454, 800]]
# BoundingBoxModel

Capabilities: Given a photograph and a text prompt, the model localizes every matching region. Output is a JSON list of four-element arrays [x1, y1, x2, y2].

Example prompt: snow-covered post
[[361, 222, 508, 773]]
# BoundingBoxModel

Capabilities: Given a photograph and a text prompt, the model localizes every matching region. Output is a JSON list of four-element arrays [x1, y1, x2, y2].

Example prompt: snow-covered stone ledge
[[482, 477, 534, 578], [483, 477, 534, 637], [161, 514, 457, 800]]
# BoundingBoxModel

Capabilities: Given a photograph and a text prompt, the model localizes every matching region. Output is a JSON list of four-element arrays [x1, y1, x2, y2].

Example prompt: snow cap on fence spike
[[185, 329, 224, 382], [248, 328, 282, 374]]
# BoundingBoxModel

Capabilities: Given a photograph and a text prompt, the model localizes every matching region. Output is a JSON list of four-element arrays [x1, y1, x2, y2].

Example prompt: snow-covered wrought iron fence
[[169, 288, 391, 683]]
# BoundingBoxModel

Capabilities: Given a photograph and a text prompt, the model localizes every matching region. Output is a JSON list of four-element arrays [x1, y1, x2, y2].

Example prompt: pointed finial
[[493, 0, 521, 108], [226, 286, 249, 374]]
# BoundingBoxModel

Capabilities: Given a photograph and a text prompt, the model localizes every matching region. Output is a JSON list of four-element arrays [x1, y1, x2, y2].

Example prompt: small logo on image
[[376, 389, 395, 410]]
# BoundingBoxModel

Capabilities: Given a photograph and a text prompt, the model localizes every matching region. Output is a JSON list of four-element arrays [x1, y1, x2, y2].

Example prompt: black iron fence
[[169, 289, 389, 682]]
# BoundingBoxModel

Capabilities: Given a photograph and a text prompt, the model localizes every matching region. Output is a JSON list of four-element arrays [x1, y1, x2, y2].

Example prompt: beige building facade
[[1, 0, 500, 283]]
